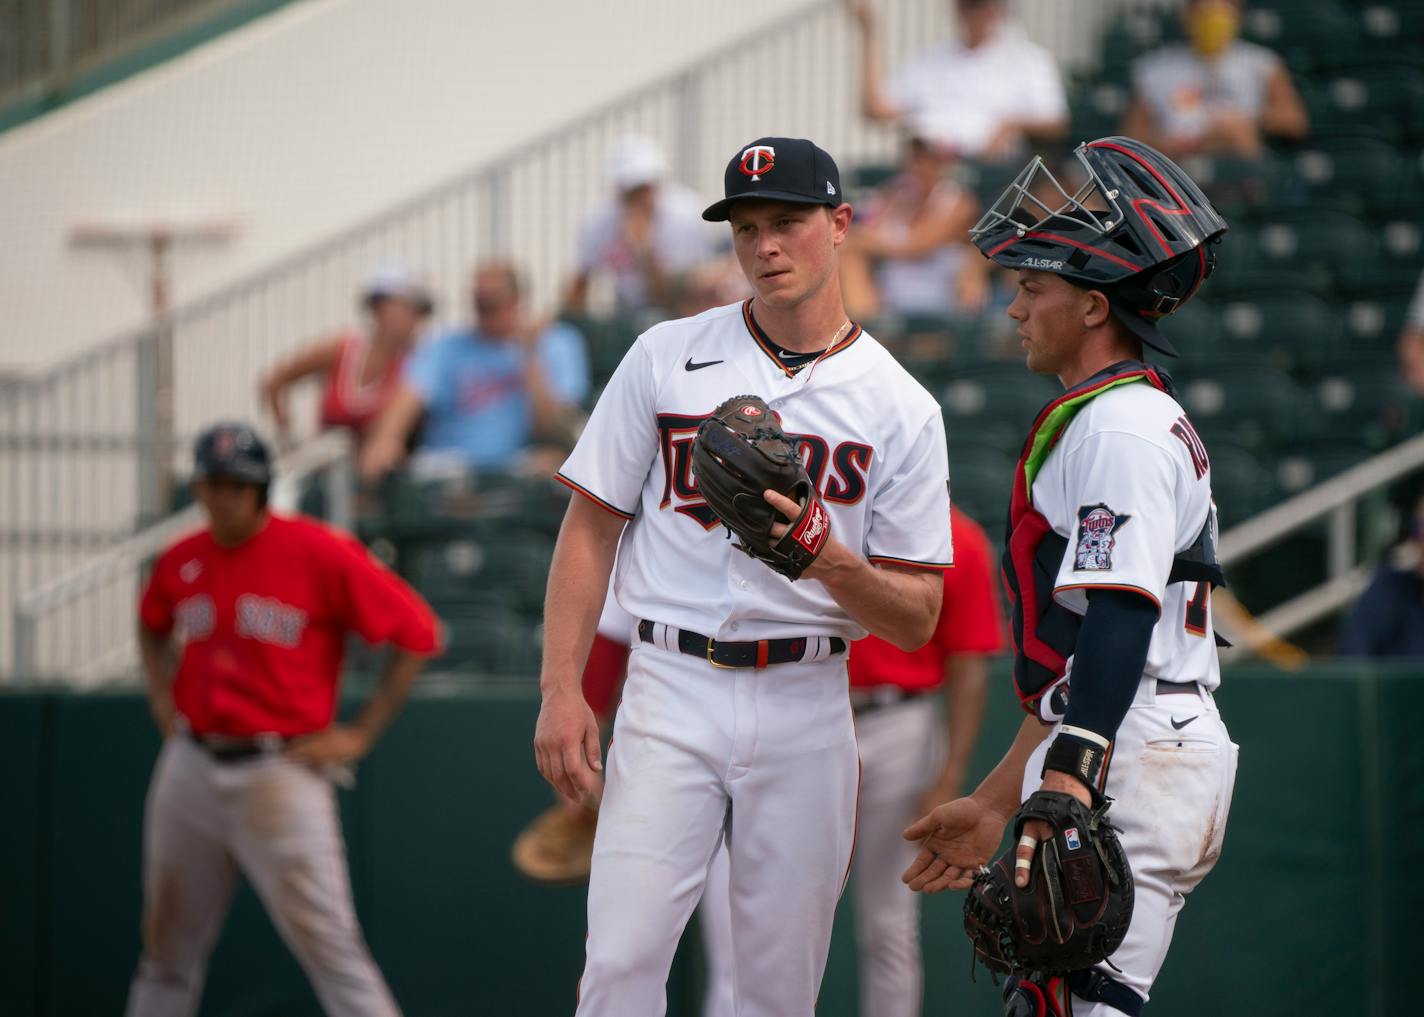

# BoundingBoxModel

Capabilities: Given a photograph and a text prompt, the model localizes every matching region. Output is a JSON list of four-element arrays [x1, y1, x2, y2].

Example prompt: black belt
[[638, 620, 845, 670], [1155, 679, 1204, 695], [850, 686, 930, 718], [187, 731, 286, 762]]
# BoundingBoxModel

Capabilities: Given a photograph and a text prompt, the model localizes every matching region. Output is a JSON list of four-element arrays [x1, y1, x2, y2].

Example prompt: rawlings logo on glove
[[691, 394, 831, 581]]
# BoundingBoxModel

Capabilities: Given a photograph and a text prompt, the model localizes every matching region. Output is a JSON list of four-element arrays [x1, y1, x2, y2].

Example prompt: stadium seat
[[568, 315, 637, 394], [1336, 3, 1424, 74], [1157, 299, 1223, 358], [1241, 1, 1359, 74], [434, 605, 542, 676], [1211, 212, 1375, 298], [946, 444, 1016, 532], [1269, 439, 1376, 495], [405, 533, 553, 615], [1341, 295, 1413, 356], [1069, 83, 1130, 143], [1306, 367, 1419, 450], [1303, 69, 1424, 146], [1219, 292, 1347, 371], [1205, 440, 1279, 526], [1281, 139, 1408, 218], [1174, 152, 1280, 220], [1345, 219, 1424, 295], [940, 365, 1057, 458], [1176, 361, 1304, 452]]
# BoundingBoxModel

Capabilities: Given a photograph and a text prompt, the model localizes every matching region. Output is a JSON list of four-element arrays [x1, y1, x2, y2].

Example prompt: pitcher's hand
[[534, 686, 603, 803]]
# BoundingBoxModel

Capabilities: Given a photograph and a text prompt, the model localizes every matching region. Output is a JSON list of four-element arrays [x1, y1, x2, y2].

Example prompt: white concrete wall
[[0, 0, 819, 374]]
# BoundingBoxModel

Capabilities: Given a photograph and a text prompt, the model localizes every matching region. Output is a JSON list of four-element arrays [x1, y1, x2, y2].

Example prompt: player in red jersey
[[124, 422, 440, 1017]]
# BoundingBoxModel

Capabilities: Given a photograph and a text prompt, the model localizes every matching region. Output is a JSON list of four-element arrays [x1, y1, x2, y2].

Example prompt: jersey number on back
[[1184, 581, 1209, 636]]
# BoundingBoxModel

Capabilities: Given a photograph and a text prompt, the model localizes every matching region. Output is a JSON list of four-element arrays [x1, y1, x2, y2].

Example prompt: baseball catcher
[[691, 394, 832, 581]]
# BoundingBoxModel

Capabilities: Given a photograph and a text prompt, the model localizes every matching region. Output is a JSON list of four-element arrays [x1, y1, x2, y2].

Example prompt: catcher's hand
[[963, 790, 1135, 977], [691, 395, 832, 581]]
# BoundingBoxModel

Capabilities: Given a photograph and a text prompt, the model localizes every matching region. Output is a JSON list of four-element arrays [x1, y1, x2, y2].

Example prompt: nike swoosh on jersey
[[1170, 715, 1198, 730], [685, 358, 724, 372]]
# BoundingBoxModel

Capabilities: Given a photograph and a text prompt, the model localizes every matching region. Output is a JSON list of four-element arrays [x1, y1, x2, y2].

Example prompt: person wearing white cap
[[261, 266, 433, 444], [562, 134, 718, 318]]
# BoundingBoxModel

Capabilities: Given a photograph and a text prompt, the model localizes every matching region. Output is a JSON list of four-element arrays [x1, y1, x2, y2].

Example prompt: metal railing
[[1218, 432, 1424, 643], [10, 428, 353, 684]]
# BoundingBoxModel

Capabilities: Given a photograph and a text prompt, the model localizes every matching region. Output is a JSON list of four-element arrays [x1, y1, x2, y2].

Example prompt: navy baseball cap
[[702, 137, 845, 222]]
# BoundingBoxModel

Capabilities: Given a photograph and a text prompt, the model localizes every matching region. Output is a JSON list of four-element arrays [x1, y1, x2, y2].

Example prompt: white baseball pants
[[124, 736, 400, 1017], [575, 641, 859, 1017], [1023, 677, 1239, 1016]]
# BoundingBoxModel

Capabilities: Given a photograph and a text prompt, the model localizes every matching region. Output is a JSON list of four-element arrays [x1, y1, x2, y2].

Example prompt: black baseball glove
[[691, 394, 831, 581], [963, 790, 1134, 977]]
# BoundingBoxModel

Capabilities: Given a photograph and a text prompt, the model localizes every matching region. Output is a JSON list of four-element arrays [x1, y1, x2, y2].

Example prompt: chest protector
[[1001, 361, 1224, 721]]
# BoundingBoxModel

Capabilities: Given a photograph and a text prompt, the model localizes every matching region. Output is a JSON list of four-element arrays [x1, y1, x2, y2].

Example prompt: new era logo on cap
[[703, 136, 845, 222]]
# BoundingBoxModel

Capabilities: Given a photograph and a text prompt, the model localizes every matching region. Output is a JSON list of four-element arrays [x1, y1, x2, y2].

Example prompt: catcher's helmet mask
[[971, 137, 1228, 356]]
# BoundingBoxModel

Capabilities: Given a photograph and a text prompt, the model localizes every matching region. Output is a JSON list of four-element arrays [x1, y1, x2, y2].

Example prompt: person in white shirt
[[1122, 0, 1308, 160], [534, 135, 952, 1017], [563, 134, 719, 318], [850, 0, 1068, 162]]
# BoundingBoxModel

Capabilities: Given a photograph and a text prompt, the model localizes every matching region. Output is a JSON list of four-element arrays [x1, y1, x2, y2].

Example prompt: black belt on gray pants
[[638, 619, 845, 669], [187, 730, 286, 763], [1155, 679, 1204, 695]]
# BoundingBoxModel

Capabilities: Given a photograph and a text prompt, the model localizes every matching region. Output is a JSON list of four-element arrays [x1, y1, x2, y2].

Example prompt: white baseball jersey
[[557, 299, 953, 640], [1031, 381, 1221, 689]]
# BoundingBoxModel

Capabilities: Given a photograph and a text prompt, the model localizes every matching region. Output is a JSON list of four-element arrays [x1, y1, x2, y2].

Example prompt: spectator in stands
[[261, 267, 433, 444], [1338, 496, 1424, 658], [359, 261, 588, 482], [562, 134, 718, 320], [849, 0, 1067, 162], [1401, 269, 1424, 396], [1121, 0, 1309, 160], [841, 122, 991, 320]]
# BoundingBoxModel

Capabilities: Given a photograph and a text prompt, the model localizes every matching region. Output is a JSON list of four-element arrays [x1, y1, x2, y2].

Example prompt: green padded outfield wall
[[1, 662, 1420, 1016]]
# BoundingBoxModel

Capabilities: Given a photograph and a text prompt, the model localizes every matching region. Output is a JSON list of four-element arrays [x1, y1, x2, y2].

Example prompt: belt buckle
[[705, 638, 735, 669]]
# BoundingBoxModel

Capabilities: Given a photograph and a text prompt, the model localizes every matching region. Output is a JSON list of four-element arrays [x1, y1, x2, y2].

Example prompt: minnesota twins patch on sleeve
[[1074, 504, 1130, 571]]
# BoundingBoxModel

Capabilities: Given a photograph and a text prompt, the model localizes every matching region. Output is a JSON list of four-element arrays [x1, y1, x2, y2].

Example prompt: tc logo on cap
[[739, 145, 776, 181]]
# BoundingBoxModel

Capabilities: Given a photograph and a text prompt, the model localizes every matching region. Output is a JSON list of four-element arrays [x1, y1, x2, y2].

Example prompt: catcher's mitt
[[963, 790, 1134, 977], [691, 395, 831, 581]]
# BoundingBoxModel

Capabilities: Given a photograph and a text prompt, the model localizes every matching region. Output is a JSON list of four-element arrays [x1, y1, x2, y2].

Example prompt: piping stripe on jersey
[[868, 554, 952, 572], [1053, 582, 1163, 613], [741, 299, 863, 378], [555, 473, 636, 521]]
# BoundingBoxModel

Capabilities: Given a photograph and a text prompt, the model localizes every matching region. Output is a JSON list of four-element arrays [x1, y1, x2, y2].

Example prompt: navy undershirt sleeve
[[1059, 587, 1159, 744]]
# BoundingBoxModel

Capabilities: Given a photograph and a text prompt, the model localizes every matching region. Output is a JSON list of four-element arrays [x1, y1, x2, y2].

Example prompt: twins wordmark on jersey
[[656, 410, 874, 528], [557, 299, 952, 642]]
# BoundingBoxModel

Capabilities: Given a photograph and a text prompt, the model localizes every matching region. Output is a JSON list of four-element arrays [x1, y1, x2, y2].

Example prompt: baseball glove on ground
[[691, 394, 831, 581], [963, 790, 1134, 977]]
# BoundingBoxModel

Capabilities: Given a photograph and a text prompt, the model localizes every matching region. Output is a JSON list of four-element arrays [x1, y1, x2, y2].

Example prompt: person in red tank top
[[125, 422, 440, 1017], [261, 267, 433, 442]]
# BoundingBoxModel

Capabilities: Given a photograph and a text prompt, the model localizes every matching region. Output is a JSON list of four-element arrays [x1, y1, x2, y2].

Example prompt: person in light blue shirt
[[360, 261, 589, 480]]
